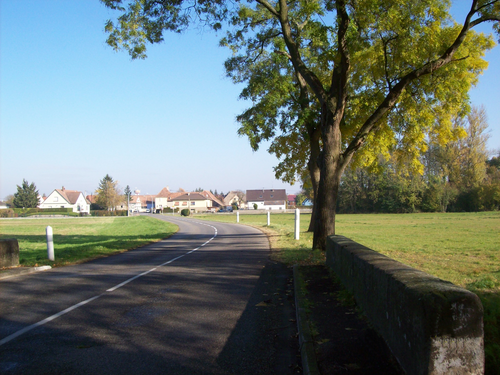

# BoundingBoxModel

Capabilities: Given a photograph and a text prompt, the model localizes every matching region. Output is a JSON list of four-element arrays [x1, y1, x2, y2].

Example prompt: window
[[191, 201, 195, 205], [54, 196, 58, 202]]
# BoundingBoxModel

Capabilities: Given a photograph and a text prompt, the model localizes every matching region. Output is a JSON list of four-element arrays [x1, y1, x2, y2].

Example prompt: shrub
[[0, 209, 17, 218], [253, 203, 258, 210], [181, 209, 190, 216]]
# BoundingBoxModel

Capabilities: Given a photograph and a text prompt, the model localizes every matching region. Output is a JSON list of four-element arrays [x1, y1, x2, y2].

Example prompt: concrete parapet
[[326, 235, 484, 375], [0, 239, 20, 268]]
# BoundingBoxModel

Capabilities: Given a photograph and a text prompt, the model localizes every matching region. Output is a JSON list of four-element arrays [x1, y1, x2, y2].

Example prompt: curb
[[293, 265, 320, 375], [0, 265, 52, 280]]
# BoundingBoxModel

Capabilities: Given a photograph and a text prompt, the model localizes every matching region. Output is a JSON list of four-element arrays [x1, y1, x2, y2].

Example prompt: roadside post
[[267, 211, 270, 226], [46, 226, 55, 261], [236, 211, 239, 223], [295, 208, 300, 240]]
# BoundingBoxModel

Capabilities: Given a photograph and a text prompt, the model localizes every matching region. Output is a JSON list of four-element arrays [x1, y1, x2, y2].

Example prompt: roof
[[201, 190, 224, 206], [171, 193, 211, 201], [223, 191, 246, 206], [246, 189, 287, 202], [55, 189, 83, 205], [86, 195, 97, 203], [156, 187, 171, 197]]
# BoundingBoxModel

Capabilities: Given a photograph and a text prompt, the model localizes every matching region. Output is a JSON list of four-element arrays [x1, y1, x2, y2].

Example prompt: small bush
[[181, 209, 190, 216], [253, 203, 258, 210], [0, 209, 17, 218]]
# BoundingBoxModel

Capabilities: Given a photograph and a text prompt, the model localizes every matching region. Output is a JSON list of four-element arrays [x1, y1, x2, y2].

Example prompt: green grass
[[193, 211, 500, 373], [0, 216, 177, 267]]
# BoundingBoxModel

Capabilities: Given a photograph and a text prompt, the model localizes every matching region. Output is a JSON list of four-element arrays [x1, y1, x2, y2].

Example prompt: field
[[194, 211, 500, 372], [0, 216, 177, 267]]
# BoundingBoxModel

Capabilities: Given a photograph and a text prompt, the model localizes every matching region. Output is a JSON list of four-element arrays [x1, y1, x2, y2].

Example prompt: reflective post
[[267, 211, 270, 226], [295, 208, 300, 240], [236, 211, 239, 223], [46, 226, 54, 261]]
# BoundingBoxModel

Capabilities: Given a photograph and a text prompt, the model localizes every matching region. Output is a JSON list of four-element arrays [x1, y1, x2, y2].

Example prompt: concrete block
[[326, 235, 484, 375], [0, 239, 20, 268]]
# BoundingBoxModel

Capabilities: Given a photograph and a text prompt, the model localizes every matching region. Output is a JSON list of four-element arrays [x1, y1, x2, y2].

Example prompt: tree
[[123, 185, 132, 212], [13, 179, 39, 208], [102, 0, 500, 249], [458, 105, 491, 189], [4, 195, 15, 207], [96, 174, 122, 211], [124, 185, 132, 201]]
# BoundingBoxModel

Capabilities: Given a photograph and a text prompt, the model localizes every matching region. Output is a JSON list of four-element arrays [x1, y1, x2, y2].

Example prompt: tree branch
[[342, 0, 493, 162]]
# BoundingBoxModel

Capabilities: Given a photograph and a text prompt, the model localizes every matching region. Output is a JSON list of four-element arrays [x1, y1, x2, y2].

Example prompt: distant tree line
[[332, 107, 500, 213]]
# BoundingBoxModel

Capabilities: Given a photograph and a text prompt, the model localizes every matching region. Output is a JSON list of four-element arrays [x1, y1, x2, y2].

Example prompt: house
[[223, 191, 247, 209], [0, 201, 11, 210], [287, 194, 297, 207], [201, 190, 224, 209], [154, 188, 224, 212], [154, 187, 185, 211], [128, 194, 156, 212], [40, 187, 90, 214], [171, 192, 215, 213], [246, 189, 287, 210]]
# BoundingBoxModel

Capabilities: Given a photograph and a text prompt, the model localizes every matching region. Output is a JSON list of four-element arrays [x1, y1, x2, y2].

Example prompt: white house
[[39, 187, 90, 214], [246, 189, 287, 210], [171, 192, 215, 213]]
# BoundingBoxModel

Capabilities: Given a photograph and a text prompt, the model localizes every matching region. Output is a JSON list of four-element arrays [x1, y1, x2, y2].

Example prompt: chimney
[[62, 186, 65, 191]]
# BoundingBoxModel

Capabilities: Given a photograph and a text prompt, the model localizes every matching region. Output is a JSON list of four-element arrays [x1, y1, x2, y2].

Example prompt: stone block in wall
[[0, 239, 20, 268], [326, 235, 484, 375]]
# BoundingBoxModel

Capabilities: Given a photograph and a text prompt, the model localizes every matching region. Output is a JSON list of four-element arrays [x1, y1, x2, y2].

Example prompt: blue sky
[[1, 1, 499, 199]]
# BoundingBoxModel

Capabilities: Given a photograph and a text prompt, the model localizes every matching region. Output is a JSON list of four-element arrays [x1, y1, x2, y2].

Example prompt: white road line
[[0, 222, 218, 347]]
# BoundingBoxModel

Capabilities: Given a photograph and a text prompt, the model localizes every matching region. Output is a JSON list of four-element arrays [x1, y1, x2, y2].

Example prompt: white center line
[[0, 222, 217, 347]]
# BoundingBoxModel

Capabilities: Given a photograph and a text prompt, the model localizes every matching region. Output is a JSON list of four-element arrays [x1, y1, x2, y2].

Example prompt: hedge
[[90, 210, 128, 217]]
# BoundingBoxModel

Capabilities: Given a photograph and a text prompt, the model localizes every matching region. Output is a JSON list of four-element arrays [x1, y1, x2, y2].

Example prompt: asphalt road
[[0, 215, 300, 374]]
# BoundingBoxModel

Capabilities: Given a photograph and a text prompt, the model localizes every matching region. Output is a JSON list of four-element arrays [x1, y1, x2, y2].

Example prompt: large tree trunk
[[307, 127, 321, 232], [313, 112, 344, 250]]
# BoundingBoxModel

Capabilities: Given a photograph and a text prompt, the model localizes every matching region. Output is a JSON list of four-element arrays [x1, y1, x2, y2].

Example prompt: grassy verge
[[193, 211, 500, 374], [0, 216, 177, 267]]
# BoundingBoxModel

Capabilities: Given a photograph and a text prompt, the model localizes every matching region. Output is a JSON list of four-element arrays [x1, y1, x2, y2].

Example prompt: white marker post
[[295, 208, 300, 240], [267, 211, 271, 226], [46, 226, 55, 261], [236, 211, 239, 223]]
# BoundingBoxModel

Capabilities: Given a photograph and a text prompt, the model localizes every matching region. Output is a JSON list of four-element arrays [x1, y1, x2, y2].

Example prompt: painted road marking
[[0, 222, 218, 347]]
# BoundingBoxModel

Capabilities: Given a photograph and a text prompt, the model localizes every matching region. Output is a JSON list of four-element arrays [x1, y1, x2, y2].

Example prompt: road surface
[[0, 215, 300, 374]]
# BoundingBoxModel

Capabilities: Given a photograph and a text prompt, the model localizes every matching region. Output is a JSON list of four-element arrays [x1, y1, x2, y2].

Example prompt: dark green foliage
[[253, 203, 258, 210], [124, 185, 132, 202], [13, 179, 39, 208], [337, 155, 500, 214], [180, 209, 190, 216]]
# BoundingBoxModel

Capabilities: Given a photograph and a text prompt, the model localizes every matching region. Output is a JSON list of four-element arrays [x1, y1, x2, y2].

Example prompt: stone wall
[[0, 239, 19, 268], [326, 235, 484, 375]]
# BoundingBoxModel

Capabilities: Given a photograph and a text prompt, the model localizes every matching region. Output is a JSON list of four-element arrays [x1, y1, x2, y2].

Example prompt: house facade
[[128, 195, 156, 212], [171, 193, 214, 213], [40, 187, 90, 214], [154, 188, 224, 212], [246, 189, 287, 210], [223, 191, 247, 209]]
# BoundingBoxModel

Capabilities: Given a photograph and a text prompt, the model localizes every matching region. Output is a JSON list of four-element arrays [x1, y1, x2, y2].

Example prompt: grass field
[[0, 216, 177, 267], [194, 211, 500, 373]]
